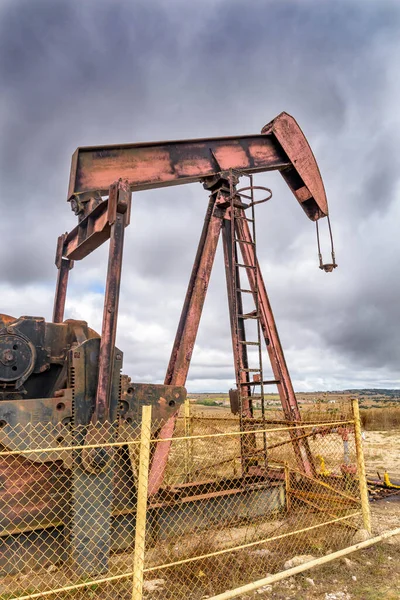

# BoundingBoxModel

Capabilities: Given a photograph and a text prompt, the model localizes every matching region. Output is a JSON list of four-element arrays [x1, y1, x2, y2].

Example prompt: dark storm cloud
[[1, 0, 400, 389]]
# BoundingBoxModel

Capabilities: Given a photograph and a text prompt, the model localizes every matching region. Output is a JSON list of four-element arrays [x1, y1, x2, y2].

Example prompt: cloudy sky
[[1, 0, 400, 392]]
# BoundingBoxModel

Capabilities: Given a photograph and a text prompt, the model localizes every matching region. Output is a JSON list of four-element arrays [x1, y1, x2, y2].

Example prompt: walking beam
[[68, 112, 327, 222]]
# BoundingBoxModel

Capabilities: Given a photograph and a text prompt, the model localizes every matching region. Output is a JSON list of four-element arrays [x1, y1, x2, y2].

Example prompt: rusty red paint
[[68, 113, 327, 222], [59, 111, 329, 485], [234, 210, 315, 476], [148, 195, 225, 495], [52, 258, 73, 324], [94, 181, 131, 424], [68, 136, 287, 200], [221, 212, 258, 475], [261, 112, 328, 220], [221, 218, 252, 414]]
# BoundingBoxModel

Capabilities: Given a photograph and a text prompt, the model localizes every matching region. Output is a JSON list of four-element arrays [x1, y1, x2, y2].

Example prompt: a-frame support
[[148, 174, 315, 493], [58, 112, 331, 494], [148, 187, 226, 494]]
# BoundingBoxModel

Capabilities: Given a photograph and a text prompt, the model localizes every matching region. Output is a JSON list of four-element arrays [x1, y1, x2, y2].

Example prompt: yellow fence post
[[184, 398, 193, 482], [132, 404, 152, 600], [284, 462, 291, 513], [352, 398, 371, 533]]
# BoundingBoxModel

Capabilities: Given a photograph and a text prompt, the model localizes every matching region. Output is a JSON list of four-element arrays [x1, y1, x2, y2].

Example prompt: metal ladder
[[222, 172, 315, 477], [228, 175, 269, 471]]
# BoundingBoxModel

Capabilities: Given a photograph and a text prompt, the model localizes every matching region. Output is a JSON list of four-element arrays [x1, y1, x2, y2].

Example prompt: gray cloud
[[1, 0, 400, 391]]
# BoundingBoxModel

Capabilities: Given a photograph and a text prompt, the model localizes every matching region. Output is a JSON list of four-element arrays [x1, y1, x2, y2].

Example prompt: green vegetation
[[195, 397, 224, 407], [346, 389, 400, 399]]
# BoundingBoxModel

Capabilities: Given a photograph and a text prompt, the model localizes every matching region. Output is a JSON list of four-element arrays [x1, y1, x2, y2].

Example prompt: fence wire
[[0, 401, 369, 600]]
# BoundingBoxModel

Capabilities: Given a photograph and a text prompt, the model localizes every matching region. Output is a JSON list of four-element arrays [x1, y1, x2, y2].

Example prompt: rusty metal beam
[[94, 181, 131, 423], [164, 195, 225, 386], [53, 234, 74, 323], [62, 199, 111, 261], [52, 259, 73, 323], [61, 187, 132, 261], [68, 113, 328, 222], [148, 193, 226, 495]]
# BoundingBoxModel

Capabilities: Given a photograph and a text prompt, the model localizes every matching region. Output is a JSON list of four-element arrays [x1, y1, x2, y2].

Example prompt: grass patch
[[361, 407, 400, 430]]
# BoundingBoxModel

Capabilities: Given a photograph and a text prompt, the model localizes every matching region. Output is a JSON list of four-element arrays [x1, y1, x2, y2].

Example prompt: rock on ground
[[352, 528, 371, 544], [143, 578, 165, 592], [284, 554, 315, 570], [341, 557, 356, 568], [255, 584, 273, 594], [250, 548, 271, 557]]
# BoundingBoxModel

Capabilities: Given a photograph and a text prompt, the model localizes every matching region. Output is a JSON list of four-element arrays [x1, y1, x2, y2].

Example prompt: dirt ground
[[1, 418, 398, 600], [245, 535, 400, 600], [248, 429, 400, 600], [364, 430, 400, 480]]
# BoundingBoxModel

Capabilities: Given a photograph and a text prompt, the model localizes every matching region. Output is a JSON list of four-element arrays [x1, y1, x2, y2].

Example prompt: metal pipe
[[184, 398, 193, 483], [352, 398, 372, 533], [0, 420, 353, 457], [208, 527, 400, 600], [284, 462, 291, 512], [132, 405, 152, 600], [165, 195, 216, 385], [52, 258, 72, 323]]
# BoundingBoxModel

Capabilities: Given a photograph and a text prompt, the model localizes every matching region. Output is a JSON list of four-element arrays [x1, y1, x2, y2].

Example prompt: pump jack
[[0, 112, 335, 574]]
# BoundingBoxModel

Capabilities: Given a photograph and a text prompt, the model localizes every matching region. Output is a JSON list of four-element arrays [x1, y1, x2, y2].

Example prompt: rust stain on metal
[[67, 115, 327, 222], [0, 111, 334, 576], [262, 112, 328, 219]]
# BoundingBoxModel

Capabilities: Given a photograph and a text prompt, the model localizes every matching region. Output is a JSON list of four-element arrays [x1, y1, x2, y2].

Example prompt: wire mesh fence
[[144, 402, 365, 599], [0, 400, 371, 599], [0, 420, 143, 599]]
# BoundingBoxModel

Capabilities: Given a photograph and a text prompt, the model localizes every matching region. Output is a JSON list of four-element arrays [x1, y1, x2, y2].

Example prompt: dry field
[[181, 403, 400, 599], [248, 430, 400, 599], [0, 403, 398, 600], [364, 430, 400, 480], [361, 407, 400, 431]]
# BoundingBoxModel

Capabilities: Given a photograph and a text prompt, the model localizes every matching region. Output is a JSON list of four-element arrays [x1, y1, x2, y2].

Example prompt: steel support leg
[[148, 194, 225, 494], [95, 181, 131, 424], [69, 182, 131, 576]]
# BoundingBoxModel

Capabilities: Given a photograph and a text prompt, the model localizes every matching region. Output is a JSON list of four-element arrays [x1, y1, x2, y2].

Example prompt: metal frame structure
[[53, 111, 329, 490]]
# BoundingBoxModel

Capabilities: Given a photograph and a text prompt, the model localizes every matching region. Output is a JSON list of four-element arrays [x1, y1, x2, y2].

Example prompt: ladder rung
[[240, 368, 260, 373], [239, 379, 280, 386], [239, 341, 260, 346], [235, 263, 256, 269], [237, 288, 257, 294], [235, 239, 255, 245], [235, 216, 254, 222], [238, 313, 259, 319]]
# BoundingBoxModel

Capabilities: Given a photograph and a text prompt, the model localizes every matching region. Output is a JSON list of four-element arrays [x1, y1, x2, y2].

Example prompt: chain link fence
[[0, 400, 372, 599]]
